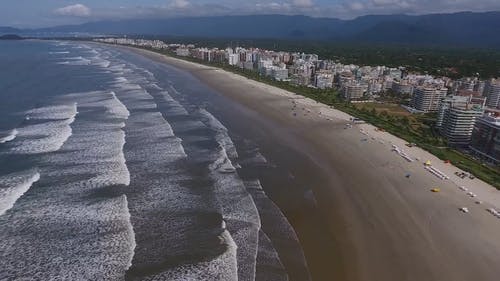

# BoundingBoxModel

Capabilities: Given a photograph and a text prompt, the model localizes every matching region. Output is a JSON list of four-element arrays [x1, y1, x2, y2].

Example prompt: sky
[[1, 0, 499, 27]]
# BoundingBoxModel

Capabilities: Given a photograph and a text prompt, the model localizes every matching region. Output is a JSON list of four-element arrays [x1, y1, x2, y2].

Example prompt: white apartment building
[[485, 79, 500, 108], [437, 95, 485, 145], [411, 87, 448, 112]]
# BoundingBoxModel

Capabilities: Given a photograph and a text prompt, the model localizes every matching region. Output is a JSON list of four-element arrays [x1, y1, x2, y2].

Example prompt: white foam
[[246, 179, 312, 280], [49, 51, 70, 55], [0, 170, 40, 216], [256, 230, 289, 281], [122, 195, 136, 270], [114, 77, 128, 83], [109, 92, 130, 119], [5, 103, 77, 154], [199, 109, 238, 159], [46, 91, 131, 187], [148, 83, 162, 90], [27, 103, 78, 120], [94, 59, 111, 68], [157, 91, 189, 116], [197, 108, 262, 280], [141, 230, 238, 281], [0, 129, 18, 144], [57, 56, 91, 66]]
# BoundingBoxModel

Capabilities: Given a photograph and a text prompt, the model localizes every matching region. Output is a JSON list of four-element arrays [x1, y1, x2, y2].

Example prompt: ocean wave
[[27, 103, 78, 120], [245, 179, 311, 281], [199, 108, 238, 159], [0, 129, 18, 144], [0, 91, 134, 279], [45, 91, 132, 186], [198, 108, 262, 280], [158, 91, 189, 116], [256, 230, 289, 281], [0, 193, 139, 279], [57, 58, 91, 66], [135, 229, 238, 281], [49, 51, 70, 55], [0, 170, 40, 216], [122, 195, 137, 270], [4, 103, 78, 154], [93, 58, 111, 68]]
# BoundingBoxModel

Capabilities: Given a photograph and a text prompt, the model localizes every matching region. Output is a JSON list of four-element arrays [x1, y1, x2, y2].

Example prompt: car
[[459, 207, 469, 213], [475, 201, 482, 204], [466, 192, 477, 198], [431, 188, 440, 192], [487, 208, 499, 215], [458, 186, 468, 191]]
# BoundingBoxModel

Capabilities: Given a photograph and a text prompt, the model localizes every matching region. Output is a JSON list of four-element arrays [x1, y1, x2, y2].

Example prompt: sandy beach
[[119, 46, 500, 281]]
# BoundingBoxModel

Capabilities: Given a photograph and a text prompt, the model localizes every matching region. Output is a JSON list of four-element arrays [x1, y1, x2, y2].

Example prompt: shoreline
[[113, 44, 500, 281], [124, 45, 500, 208]]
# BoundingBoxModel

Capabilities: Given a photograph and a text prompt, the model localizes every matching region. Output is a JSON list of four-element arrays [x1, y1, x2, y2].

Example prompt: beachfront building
[[411, 87, 448, 112], [175, 48, 190, 57], [470, 114, 500, 164], [228, 53, 239, 66], [271, 66, 289, 81], [342, 83, 367, 101], [392, 80, 414, 95], [485, 79, 500, 109], [314, 70, 334, 89], [437, 95, 485, 145]]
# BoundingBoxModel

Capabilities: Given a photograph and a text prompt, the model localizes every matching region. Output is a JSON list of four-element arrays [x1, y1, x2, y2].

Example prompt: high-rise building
[[485, 79, 500, 108], [392, 80, 414, 95], [228, 53, 239, 66], [470, 114, 500, 163], [271, 67, 289, 81], [411, 87, 447, 112], [437, 95, 485, 145], [314, 71, 334, 89], [342, 83, 366, 101]]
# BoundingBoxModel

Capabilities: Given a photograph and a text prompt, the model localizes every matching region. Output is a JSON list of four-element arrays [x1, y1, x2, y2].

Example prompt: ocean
[[0, 40, 312, 280]]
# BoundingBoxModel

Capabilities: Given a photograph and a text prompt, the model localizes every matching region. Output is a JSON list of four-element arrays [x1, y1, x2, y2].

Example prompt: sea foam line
[[0, 129, 18, 144], [121, 195, 136, 270], [6, 103, 78, 154], [198, 108, 261, 280], [0, 171, 40, 216], [49, 51, 70, 55]]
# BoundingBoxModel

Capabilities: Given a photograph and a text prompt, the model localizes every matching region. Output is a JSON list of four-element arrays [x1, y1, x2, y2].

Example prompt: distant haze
[[3, 13, 500, 48], [1, 0, 500, 27]]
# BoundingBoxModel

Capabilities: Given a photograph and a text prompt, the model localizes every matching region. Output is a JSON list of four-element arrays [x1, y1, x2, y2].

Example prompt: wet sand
[[120, 46, 500, 281]]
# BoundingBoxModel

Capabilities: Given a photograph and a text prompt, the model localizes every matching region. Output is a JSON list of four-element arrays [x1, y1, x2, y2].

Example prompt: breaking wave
[[3, 103, 77, 154], [0, 170, 40, 216], [0, 129, 18, 144]]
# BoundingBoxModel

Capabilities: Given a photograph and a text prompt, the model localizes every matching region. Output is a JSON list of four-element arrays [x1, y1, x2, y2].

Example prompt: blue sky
[[2, 0, 500, 27]]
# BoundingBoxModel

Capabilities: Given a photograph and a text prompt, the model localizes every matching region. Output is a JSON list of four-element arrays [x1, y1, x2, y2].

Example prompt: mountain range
[[2, 11, 500, 47]]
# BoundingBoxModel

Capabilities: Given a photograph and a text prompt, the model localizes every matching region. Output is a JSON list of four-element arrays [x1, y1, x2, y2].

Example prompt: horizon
[[2, 10, 500, 29], [1, 0, 500, 28]]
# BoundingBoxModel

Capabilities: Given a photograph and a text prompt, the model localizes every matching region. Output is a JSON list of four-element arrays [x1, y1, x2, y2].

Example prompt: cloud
[[348, 2, 365, 11], [54, 4, 91, 17], [292, 0, 314, 8], [169, 0, 190, 9], [48, 0, 500, 22]]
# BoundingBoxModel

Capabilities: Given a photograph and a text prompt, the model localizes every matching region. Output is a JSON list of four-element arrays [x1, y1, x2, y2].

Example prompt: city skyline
[[1, 0, 500, 27]]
